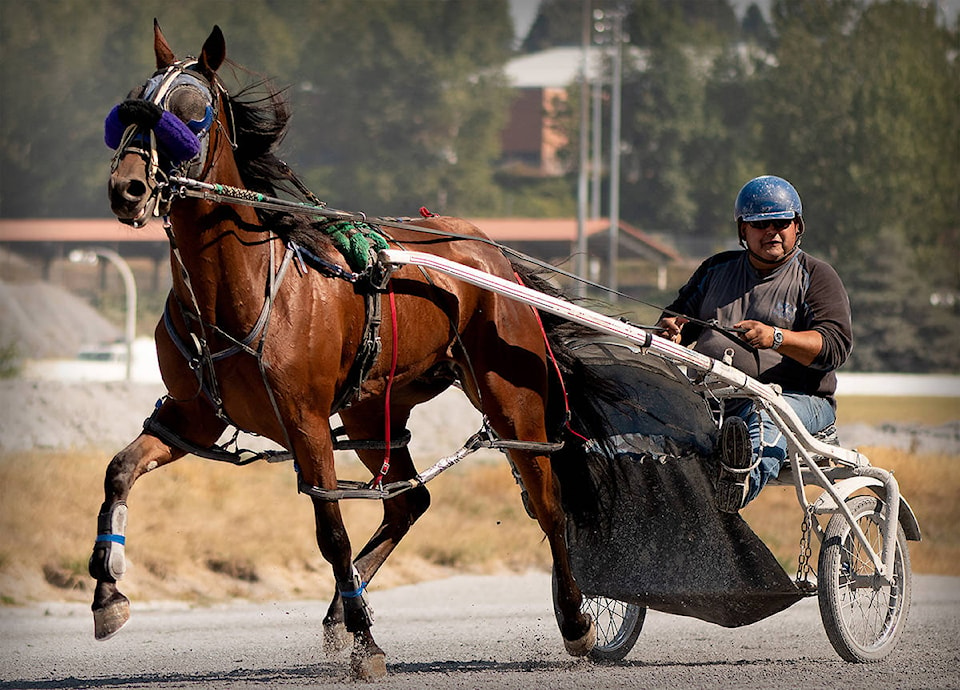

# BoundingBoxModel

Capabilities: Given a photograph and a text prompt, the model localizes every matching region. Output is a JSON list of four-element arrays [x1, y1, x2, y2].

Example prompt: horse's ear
[[153, 19, 176, 69], [198, 25, 226, 78]]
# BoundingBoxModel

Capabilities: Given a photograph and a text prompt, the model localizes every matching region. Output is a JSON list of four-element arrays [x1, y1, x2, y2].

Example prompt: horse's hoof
[[351, 649, 387, 680], [93, 596, 130, 641], [563, 615, 597, 657], [323, 620, 351, 657]]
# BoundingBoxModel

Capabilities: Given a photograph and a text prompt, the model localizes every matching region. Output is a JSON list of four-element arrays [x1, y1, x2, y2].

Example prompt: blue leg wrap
[[339, 567, 374, 631]]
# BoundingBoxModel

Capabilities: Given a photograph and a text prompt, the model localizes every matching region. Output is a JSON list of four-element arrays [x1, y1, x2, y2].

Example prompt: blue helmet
[[734, 175, 803, 222]]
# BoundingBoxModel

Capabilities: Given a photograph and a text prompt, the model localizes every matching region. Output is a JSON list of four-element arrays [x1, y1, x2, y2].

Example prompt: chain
[[795, 503, 817, 593]]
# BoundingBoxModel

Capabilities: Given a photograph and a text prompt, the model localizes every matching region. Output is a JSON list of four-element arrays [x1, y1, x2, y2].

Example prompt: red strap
[[419, 206, 437, 218], [513, 272, 589, 443], [374, 285, 400, 488]]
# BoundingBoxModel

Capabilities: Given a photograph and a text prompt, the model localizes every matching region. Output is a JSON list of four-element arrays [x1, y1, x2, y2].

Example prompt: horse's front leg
[[311, 496, 387, 679], [89, 399, 225, 640], [322, 406, 431, 658], [88, 432, 182, 639]]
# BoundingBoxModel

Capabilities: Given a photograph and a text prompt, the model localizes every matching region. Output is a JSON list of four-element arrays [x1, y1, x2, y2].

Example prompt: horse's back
[[393, 216, 517, 277]]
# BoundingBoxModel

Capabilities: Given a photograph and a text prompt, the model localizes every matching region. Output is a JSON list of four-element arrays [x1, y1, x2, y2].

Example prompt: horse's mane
[[223, 65, 335, 252], [225, 75, 290, 196]]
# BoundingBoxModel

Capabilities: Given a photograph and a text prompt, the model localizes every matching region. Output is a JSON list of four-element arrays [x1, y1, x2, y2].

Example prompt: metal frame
[[380, 249, 919, 584]]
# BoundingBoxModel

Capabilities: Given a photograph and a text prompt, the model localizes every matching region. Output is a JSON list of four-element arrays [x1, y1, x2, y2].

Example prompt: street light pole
[[594, 6, 625, 302], [575, 0, 591, 298], [607, 7, 624, 301], [69, 247, 137, 381]]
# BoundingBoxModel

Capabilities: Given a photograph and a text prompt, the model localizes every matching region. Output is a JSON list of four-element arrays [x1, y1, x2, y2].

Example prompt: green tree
[[0, 0, 300, 217], [628, 0, 739, 48], [755, 0, 960, 372], [281, 0, 515, 216], [741, 3, 773, 48], [521, 0, 585, 51], [618, 42, 707, 231]]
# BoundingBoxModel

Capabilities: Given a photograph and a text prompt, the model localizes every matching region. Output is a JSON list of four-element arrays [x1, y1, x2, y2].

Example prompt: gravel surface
[[1, 572, 958, 689]]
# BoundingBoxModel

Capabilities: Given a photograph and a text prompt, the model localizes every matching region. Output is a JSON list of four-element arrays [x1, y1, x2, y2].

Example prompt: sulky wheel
[[817, 494, 912, 662], [580, 594, 646, 661], [552, 570, 646, 661]]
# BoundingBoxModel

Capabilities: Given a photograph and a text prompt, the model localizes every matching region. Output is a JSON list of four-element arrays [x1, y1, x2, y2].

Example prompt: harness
[[105, 62, 738, 502], [145, 213, 394, 460]]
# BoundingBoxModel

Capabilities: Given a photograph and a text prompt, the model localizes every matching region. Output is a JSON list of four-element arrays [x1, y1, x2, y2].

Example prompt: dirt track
[[1, 572, 958, 689]]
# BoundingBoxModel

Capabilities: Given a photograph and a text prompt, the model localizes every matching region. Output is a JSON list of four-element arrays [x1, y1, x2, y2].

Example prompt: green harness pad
[[321, 219, 390, 271]]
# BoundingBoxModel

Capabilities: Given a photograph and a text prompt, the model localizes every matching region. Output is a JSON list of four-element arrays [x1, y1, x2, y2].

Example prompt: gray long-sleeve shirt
[[664, 249, 853, 405]]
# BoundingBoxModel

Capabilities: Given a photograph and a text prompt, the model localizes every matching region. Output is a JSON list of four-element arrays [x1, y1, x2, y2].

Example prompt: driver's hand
[[655, 316, 687, 343]]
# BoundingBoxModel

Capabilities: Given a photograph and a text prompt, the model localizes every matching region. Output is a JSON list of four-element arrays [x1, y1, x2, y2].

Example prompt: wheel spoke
[[818, 495, 911, 661]]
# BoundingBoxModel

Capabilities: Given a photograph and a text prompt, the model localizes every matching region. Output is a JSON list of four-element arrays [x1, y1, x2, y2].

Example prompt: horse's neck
[[167, 199, 274, 332]]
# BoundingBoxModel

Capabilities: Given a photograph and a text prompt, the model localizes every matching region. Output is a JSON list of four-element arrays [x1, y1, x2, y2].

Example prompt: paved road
[[2, 573, 958, 689]]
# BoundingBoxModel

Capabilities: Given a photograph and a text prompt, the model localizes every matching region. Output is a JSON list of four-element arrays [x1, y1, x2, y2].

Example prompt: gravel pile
[[0, 379, 490, 457], [0, 280, 120, 359]]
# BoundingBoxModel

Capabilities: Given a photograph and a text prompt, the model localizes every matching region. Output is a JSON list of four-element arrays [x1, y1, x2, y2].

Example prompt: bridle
[[106, 58, 231, 224]]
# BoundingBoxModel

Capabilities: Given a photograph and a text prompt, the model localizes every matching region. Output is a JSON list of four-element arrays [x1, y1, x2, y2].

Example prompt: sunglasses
[[746, 218, 793, 231]]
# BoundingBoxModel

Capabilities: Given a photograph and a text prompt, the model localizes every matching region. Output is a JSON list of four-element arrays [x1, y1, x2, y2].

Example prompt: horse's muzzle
[[108, 155, 161, 226]]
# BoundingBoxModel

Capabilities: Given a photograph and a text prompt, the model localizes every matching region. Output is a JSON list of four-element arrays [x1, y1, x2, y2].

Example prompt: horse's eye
[[166, 85, 209, 123]]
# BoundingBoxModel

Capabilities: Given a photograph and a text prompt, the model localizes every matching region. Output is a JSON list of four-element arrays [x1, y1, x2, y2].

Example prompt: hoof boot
[[351, 650, 387, 680], [93, 596, 130, 641], [563, 615, 597, 657]]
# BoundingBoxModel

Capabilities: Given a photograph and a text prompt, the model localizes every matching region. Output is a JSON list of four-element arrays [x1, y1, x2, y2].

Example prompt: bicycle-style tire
[[817, 494, 912, 662]]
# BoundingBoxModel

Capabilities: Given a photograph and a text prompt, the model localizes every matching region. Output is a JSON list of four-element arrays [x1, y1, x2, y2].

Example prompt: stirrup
[[716, 417, 753, 513]]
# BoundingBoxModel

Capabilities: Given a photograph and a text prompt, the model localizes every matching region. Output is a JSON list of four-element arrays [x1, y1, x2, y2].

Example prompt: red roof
[[0, 217, 609, 243], [0, 217, 684, 263], [0, 218, 167, 242]]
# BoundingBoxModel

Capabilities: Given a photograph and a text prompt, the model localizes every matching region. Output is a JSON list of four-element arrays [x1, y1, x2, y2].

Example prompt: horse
[[95, 21, 613, 679]]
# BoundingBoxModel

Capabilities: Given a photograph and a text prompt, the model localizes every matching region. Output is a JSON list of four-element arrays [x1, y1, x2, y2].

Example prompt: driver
[[655, 175, 853, 512]]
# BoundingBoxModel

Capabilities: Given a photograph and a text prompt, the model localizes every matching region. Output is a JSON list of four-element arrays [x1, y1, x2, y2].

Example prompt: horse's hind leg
[[507, 444, 595, 655], [298, 425, 388, 680], [479, 384, 596, 656], [89, 400, 225, 640]]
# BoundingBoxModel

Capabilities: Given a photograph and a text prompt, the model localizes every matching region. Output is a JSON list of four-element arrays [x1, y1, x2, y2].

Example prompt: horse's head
[[106, 21, 229, 227]]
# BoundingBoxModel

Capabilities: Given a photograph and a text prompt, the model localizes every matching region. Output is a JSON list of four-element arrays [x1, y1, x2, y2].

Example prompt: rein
[[166, 174, 750, 342], [160, 215, 299, 455]]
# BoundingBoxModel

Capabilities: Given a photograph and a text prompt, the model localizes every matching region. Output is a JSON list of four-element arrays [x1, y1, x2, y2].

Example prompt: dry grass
[[0, 448, 549, 605], [835, 395, 960, 426], [0, 410, 956, 605], [742, 446, 960, 576]]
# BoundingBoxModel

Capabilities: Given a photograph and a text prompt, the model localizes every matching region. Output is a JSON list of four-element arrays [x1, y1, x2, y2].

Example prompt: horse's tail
[[511, 263, 623, 526]]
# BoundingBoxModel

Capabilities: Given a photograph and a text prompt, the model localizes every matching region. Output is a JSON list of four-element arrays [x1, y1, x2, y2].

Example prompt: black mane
[[227, 79, 290, 197], [224, 74, 334, 252]]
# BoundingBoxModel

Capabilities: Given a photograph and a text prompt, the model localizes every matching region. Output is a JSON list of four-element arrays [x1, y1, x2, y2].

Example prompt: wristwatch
[[771, 327, 784, 351]]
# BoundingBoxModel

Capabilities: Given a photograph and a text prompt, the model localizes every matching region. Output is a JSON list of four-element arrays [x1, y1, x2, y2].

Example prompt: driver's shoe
[[716, 416, 753, 513]]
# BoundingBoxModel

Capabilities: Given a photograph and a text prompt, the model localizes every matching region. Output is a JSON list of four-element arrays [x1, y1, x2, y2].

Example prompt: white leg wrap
[[95, 503, 128, 581]]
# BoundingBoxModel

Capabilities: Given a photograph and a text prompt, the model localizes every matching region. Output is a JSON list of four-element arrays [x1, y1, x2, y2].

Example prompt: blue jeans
[[725, 393, 836, 504]]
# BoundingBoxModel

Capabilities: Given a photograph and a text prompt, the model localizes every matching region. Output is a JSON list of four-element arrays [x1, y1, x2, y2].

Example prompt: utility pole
[[595, 6, 625, 300], [575, 0, 591, 298]]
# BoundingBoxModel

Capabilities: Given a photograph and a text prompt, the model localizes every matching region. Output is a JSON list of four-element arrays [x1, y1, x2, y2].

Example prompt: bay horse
[[95, 21, 612, 679]]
